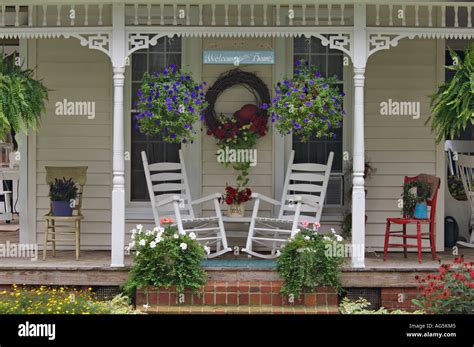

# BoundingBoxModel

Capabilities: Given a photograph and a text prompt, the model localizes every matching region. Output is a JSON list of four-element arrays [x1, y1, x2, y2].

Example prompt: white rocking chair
[[243, 150, 334, 259], [456, 154, 474, 248], [142, 150, 231, 258]]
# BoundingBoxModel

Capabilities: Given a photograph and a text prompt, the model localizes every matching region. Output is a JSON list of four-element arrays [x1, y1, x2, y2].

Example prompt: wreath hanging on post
[[204, 69, 271, 187]]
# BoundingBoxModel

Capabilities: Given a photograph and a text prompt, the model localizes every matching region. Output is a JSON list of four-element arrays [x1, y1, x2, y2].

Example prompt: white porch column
[[111, 4, 126, 267], [351, 4, 367, 268]]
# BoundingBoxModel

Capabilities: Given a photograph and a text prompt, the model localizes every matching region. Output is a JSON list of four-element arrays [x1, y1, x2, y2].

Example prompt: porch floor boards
[[0, 249, 472, 287]]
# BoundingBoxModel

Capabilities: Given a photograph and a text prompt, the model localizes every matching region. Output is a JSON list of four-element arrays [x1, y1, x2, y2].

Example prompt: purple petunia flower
[[305, 101, 312, 107], [295, 60, 301, 66], [171, 133, 176, 139], [315, 71, 321, 78], [169, 64, 175, 70], [163, 69, 169, 75], [322, 83, 328, 89], [309, 81, 315, 85], [260, 103, 268, 110]]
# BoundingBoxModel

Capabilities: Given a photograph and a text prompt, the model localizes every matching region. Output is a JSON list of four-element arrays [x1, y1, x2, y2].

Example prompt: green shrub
[[339, 297, 423, 314], [412, 256, 474, 314]]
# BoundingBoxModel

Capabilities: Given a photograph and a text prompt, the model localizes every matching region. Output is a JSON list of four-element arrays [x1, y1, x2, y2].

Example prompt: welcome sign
[[203, 50, 274, 65]]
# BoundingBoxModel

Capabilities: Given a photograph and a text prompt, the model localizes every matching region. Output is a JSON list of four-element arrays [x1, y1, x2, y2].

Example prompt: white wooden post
[[351, 3, 367, 268], [111, 3, 126, 267]]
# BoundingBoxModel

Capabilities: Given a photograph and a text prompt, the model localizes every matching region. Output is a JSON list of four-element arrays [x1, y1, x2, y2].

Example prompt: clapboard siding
[[201, 38, 274, 217], [365, 38, 439, 250], [34, 38, 112, 249]]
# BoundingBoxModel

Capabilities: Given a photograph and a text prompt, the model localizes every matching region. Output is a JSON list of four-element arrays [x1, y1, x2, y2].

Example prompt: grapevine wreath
[[203, 69, 271, 186], [204, 69, 271, 138]]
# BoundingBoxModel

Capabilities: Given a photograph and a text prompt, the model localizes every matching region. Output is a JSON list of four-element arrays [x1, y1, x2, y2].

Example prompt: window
[[130, 36, 182, 201], [293, 37, 344, 206]]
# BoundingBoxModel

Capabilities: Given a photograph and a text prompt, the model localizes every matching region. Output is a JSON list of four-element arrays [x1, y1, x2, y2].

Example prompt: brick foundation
[[136, 280, 338, 313], [380, 287, 422, 311]]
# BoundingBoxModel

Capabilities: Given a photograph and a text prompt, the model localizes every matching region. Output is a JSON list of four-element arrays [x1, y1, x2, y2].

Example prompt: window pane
[[328, 55, 343, 80], [132, 53, 147, 82]]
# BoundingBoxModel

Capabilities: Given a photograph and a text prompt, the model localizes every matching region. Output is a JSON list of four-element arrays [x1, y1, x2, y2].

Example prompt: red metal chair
[[383, 174, 440, 263]]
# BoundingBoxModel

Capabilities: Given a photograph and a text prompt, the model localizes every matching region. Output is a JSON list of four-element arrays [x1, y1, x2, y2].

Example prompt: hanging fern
[[427, 44, 474, 143], [0, 54, 48, 141]]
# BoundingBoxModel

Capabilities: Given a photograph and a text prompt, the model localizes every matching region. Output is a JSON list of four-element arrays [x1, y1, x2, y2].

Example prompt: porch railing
[[1, 2, 472, 29]]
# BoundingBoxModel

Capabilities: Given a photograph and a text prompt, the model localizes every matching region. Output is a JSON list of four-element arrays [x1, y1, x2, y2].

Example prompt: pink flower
[[313, 222, 321, 231], [160, 217, 174, 225], [301, 220, 309, 228]]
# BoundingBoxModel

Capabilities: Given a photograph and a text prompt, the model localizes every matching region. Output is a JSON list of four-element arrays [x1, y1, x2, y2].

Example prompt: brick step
[[139, 305, 339, 314]]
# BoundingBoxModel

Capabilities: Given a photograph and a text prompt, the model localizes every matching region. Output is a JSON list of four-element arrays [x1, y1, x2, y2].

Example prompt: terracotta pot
[[227, 204, 244, 218]]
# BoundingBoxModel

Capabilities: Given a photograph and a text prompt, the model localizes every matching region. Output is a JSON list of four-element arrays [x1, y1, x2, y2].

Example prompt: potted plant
[[427, 44, 474, 143], [268, 59, 345, 142], [0, 54, 48, 141], [222, 185, 252, 218], [134, 64, 207, 144], [49, 177, 78, 216], [402, 180, 431, 219]]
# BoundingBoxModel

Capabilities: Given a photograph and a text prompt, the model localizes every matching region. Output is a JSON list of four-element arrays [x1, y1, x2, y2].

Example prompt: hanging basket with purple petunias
[[134, 64, 208, 144], [268, 59, 346, 142]]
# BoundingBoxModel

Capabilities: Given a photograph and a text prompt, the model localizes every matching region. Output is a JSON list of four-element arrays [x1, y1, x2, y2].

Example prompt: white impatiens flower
[[336, 235, 344, 242], [130, 233, 136, 240], [150, 241, 157, 249], [276, 250, 281, 256], [331, 228, 336, 234], [173, 233, 179, 239], [155, 236, 162, 244], [189, 232, 197, 240], [129, 241, 135, 249], [304, 236, 310, 241], [180, 243, 188, 250], [323, 236, 330, 241], [203, 246, 211, 255], [136, 224, 143, 232], [139, 239, 146, 246], [145, 230, 153, 236], [136, 251, 140, 256]]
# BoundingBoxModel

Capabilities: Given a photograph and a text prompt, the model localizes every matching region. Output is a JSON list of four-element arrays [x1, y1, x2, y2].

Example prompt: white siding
[[364, 38, 441, 250], [33, 38, 112, 249]]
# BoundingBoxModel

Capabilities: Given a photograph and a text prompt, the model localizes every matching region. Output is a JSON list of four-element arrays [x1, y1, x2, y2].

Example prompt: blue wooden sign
[[203, 50, 274, 65]]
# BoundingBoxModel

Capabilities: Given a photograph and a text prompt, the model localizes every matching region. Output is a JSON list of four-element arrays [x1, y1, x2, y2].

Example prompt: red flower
[[215, 128, 225, 139], [225, 196, 234, 205], [454, 256, 464, 264], [467, 282, 474, 289], [207, 129, 213, 136]]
